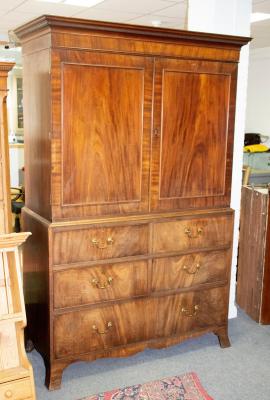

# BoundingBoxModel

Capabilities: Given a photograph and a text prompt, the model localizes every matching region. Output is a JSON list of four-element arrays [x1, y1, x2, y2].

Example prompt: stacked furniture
[[0, 233, 36, 400], [237, 186, 270, 324], [15, 16, 250, 390], [0, 62, 36, 399]]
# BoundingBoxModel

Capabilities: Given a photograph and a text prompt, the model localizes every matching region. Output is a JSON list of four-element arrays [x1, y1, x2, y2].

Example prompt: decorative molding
[[0, 232, 31, 248], [23, 206, 234, 228], [0, 62, 15, 72], [14, 15, 251, 48]]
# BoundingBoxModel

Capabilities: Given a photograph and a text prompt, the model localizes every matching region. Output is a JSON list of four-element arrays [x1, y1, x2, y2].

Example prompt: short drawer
[[54, 299, 152, 358], [152, 250, 229, 292], [53, 260, 148, 308], [0, 378, 32, 400], [52, 224, 149, 265], [154, 286, 228, 338], [152, 214, 233, 254]]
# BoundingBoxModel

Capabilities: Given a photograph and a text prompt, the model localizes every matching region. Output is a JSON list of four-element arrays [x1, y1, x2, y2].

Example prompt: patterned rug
[[81, 372, 213, 400]]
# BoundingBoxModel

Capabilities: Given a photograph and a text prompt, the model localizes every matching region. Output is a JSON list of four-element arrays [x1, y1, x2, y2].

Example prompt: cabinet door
[[51, 51, 153, 219], [151, 58, 237, 211]]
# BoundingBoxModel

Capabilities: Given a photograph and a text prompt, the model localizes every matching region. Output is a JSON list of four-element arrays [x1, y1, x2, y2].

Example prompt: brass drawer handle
[[181, 305, 199, 317], [92, 321, 113, 335], [4, 390, 13, 399], [91, 237, 114, 249], [183, 263, 201, 275], [184, 227, 203, 239], [91, 276, 113, 289]]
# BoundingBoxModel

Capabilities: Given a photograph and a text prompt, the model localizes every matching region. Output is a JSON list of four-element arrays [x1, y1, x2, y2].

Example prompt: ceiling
[[0, 0, 188, 42], [0, 0, 269, 50], [251, 0, 270, 48]]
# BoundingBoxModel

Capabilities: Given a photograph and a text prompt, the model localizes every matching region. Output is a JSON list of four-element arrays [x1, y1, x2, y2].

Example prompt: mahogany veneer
[[15, 15, 250, 390]]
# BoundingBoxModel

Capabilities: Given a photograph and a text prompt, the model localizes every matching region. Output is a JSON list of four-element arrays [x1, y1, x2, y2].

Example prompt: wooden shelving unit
[[0, 62, 35, 399]]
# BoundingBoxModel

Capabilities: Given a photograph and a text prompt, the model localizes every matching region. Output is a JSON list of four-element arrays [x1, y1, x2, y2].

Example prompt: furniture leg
[[45, 360, 67, 390], [214, 326, 231, 348]]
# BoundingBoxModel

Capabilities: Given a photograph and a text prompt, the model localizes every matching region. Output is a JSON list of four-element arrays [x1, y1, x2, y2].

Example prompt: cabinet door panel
[[151, 59, 237, 211], [51, 51, 153, 219]]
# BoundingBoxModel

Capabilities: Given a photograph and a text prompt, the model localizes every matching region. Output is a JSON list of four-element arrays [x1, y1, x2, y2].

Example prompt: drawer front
[[54, 287, 228, 358], [0, 378, 32, 400], [152, 214, 233, 254], [54, 299, 153, 358], [54, 260, 148, 309], [52, 224, 149, 265], [154, 287, 228, 338], [152, 250, 229, 292]]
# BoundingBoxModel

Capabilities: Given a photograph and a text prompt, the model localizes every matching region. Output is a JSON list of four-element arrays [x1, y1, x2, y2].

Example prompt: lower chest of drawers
[[51, 213, 233, 359], [53, 286, 228, 359], [22, 208, 234, 390]]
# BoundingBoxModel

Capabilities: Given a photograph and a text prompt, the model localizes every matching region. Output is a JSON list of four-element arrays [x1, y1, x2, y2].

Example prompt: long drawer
[[52, 223, 149, 265], [152, 214, 233, 254], [53, 299, 153, 358], [53, 287, 227, 359], [53, 260, 148, 308], [152, 250, 229, 292]]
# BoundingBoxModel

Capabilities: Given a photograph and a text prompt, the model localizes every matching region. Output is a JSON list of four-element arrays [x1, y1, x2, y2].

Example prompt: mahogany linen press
[[14, 16, 250, 390]]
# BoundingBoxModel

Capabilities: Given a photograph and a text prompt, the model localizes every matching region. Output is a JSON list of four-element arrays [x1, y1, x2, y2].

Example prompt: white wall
[[188, 0, 251, 318], [245, 47, 270, 143], [9, 145, 24, 187]]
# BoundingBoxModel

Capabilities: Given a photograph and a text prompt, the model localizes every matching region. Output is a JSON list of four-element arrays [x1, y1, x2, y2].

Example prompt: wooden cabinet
[[15, 16, 249, 390], [237, 186, 270, 324]]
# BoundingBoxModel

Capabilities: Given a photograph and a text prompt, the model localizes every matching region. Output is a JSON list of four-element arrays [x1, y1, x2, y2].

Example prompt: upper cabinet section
[[151, 58, 237, 211], [15, 16, 250, 221]]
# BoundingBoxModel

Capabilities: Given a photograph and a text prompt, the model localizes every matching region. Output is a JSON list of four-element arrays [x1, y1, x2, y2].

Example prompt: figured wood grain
[[54, 286, 227, 359], [53, 260, 148, 308], [51, 51, 153, 219], [52, 224, 149, 265], [52, 32, 241, 62], [19, 27, 242, 64], [54, 298, 154, 358], [154, 287, 228, 338], [151, 58, 237, 211], [152, 250, 229, 292], [62, 62, 143, 206], [160, 71, 229, 197], [153, 214, 233, 254]]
